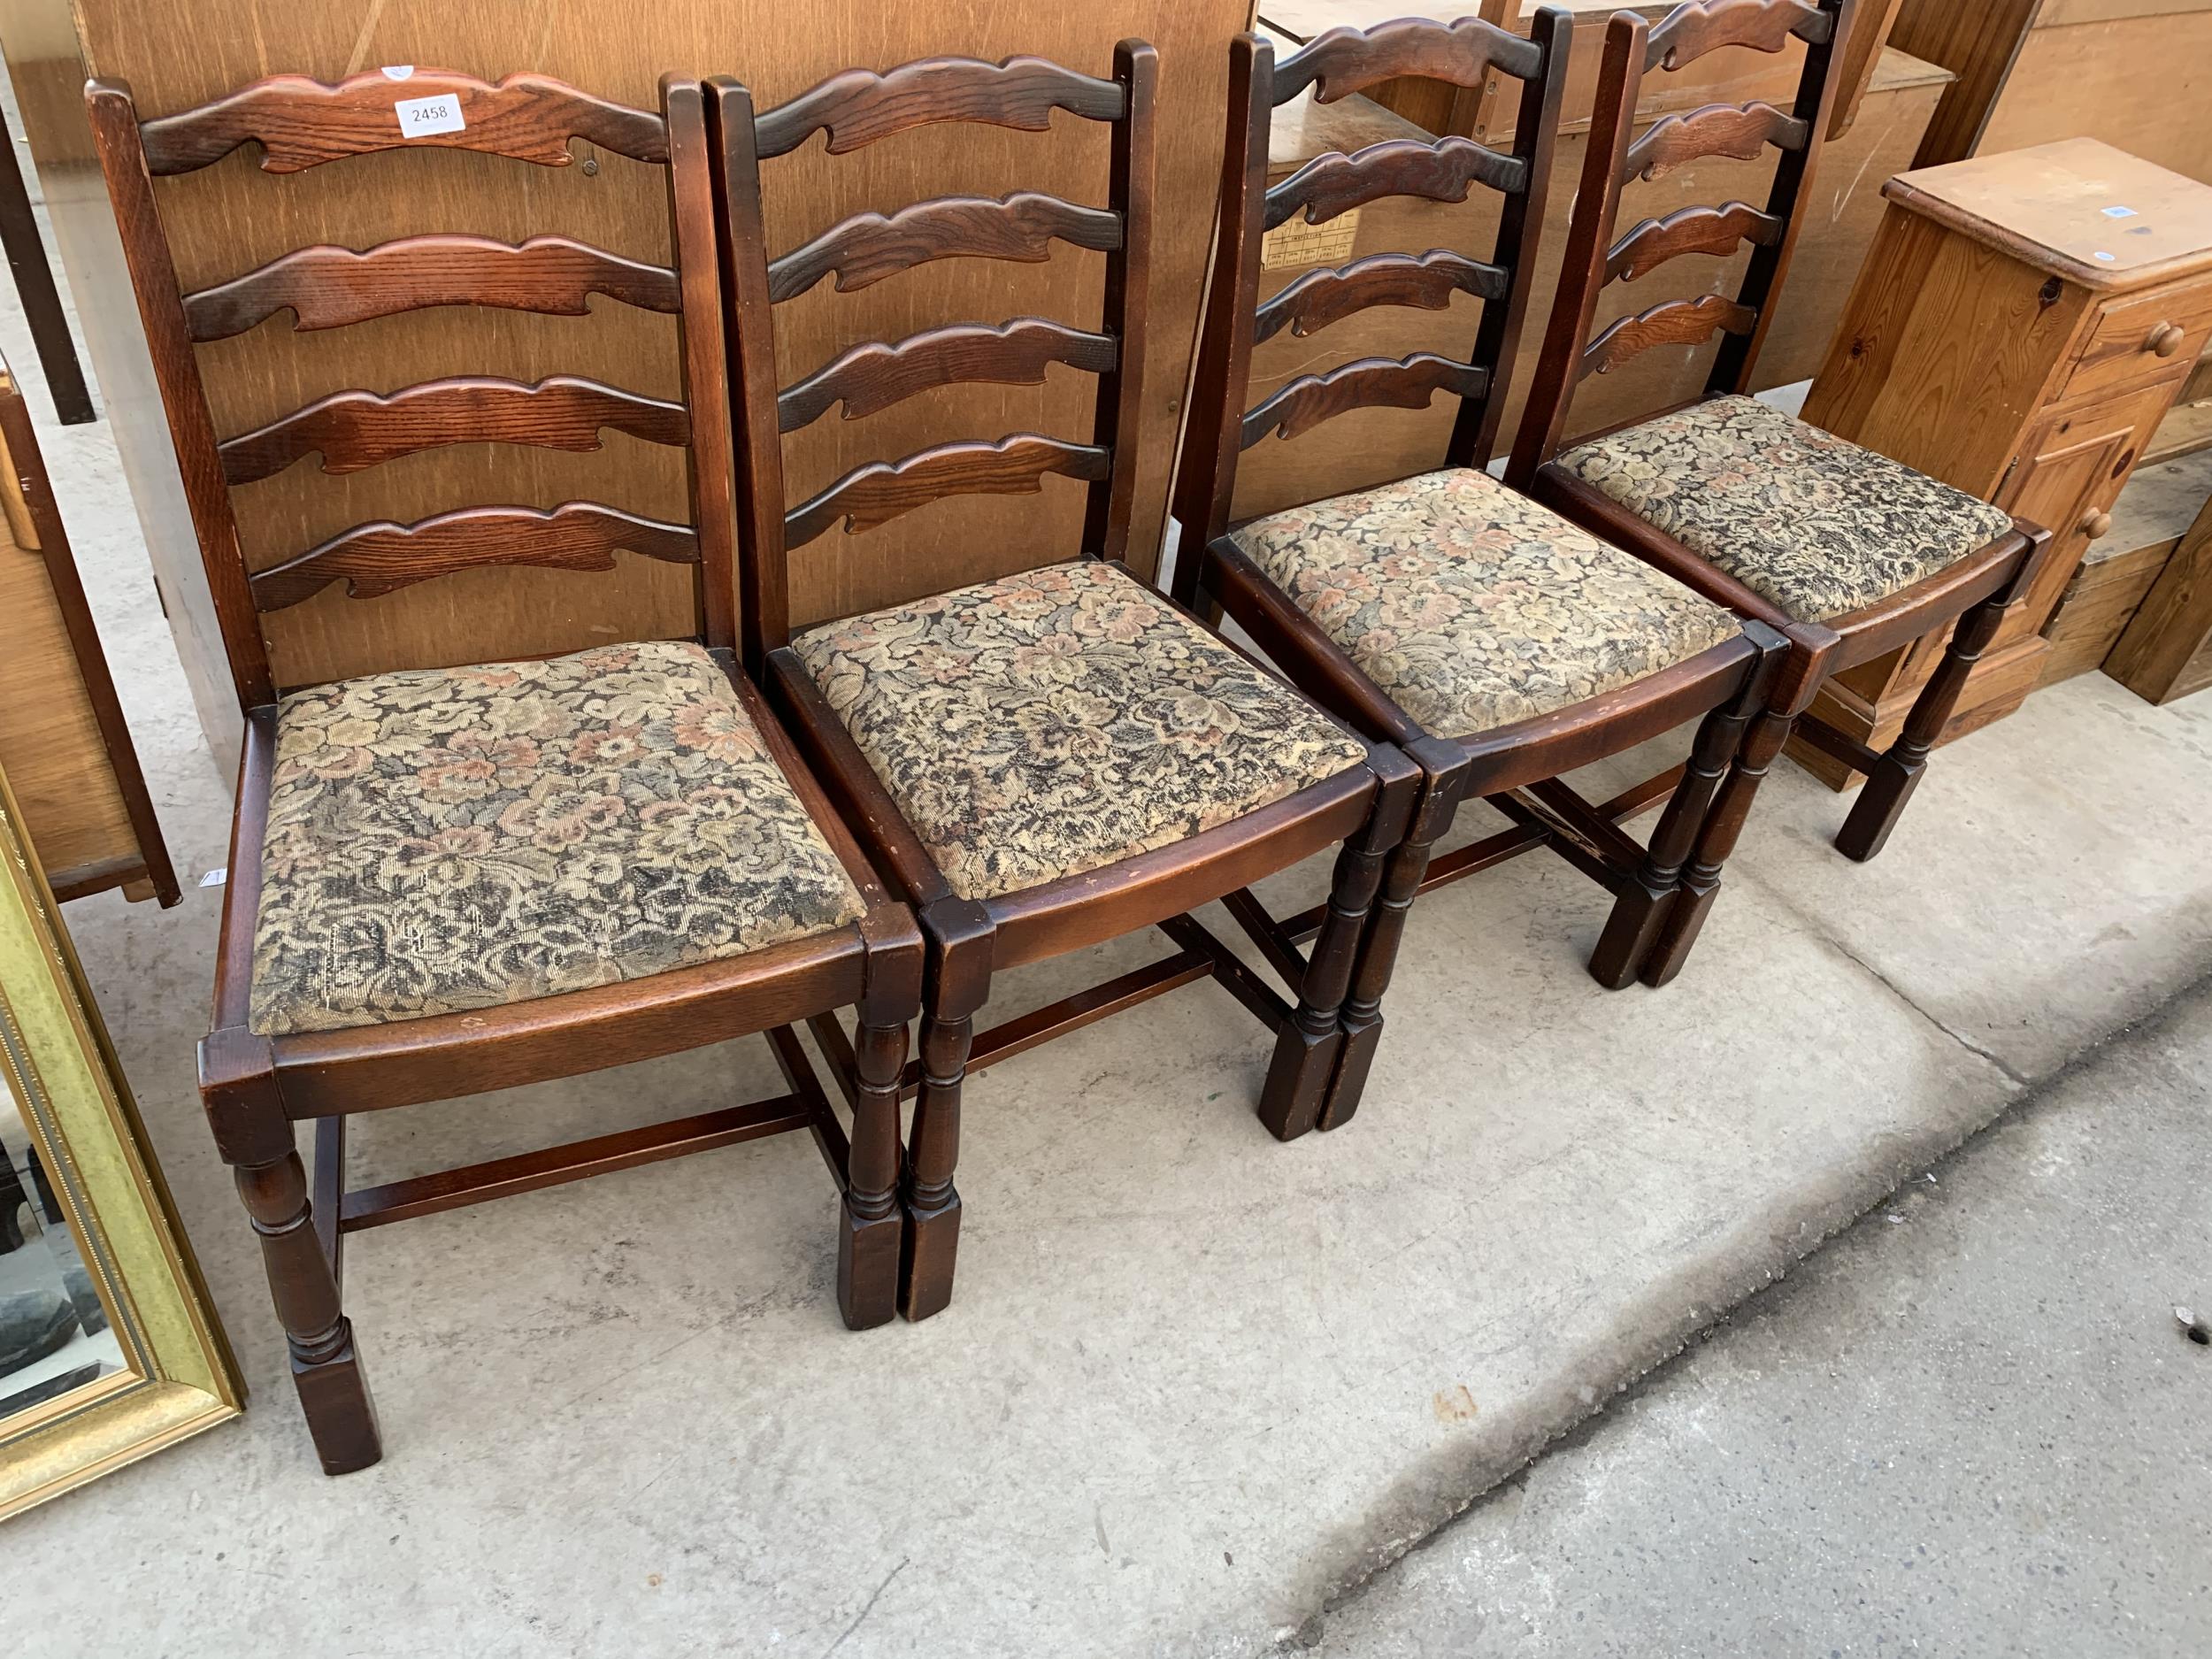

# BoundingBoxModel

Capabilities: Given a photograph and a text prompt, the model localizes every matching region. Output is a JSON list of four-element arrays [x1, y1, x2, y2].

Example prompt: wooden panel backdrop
[[58, 0, 1251, 703]]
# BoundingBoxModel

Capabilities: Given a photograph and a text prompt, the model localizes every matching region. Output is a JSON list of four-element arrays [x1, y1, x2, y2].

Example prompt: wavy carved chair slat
[[1605, 202, 1785, 283], [1583, 294, 1758, 377], [137, 69, 668, 173], [1271, 15, 1547, 104], [1265, 136, 1528, 231], [180, 234, 680, 340], [249, 500, 702, 609], [88, 69, 926, 1477], [1644, 0, 1832, 72], [1510, 0, 1858, 451], [1253, 249, 1509, 345], [766, 192, 1123, 302], [782, 434, 1113, 547], [219, 375, 689, 483], [1240, 354, 1492, 447], [778, 319, 1117, 433], [1623, 101, 1809, 184], [754, 55, 1125, 158]]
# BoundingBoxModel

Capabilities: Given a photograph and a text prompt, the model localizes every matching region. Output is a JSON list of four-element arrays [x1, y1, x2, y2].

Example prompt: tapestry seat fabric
[[250, 640, 864, 1035], [789, 559, 1369, 902], [1550, 396, 2016, 623], [1230, 466, 1742, 738]]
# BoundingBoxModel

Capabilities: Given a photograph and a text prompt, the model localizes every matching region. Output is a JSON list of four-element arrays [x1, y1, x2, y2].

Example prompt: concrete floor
[[4, 114, 2212, 1658], [1313, 973, 2212, 1659]]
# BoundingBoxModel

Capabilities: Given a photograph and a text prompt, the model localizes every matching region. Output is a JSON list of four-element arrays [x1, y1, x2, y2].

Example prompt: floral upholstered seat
[[1550, 396, 2016, 624], [250, 641, 864, 1036], [1230, 467, 1741, 739], [790, 559, 1370, 902]]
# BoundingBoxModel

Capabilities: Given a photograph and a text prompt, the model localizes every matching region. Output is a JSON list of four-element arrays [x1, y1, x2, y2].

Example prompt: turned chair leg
[[1323, 741, 1465, 1132], [901, 1009, 971, 1321], [201, 1032, 379, 1474], [1259, 833, 1388, 1143], [1588, 699, 1754, 989], [1640, 708, 1793, 987], [236, 1145, 380, 1474], [838, 1018, 908, 1331], [1837, 589, 2008, 864]]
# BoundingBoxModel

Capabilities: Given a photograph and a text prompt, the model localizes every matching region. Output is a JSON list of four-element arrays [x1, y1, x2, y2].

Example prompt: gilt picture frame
[[0, 763, 239, 1519]]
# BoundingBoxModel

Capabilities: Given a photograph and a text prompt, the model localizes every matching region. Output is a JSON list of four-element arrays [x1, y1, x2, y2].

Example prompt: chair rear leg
[[1836, 588, 2008, 864], [901, 901, 991, 1322], [1323, 738, 1466, 1132], [202, 1031, 379, 1474]]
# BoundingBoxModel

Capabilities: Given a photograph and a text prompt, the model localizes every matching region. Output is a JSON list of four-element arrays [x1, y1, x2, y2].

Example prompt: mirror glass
[[0, 1090, 122, 1417]]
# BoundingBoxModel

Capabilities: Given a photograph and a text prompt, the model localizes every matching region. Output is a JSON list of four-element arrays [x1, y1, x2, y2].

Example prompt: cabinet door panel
[[1998, 379, 2178, 639]]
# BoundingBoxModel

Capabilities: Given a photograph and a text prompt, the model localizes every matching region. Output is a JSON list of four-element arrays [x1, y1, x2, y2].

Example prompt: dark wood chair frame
[[1171, 11, 1789, 1032], [87, 68, 926, 1475], [710, 44, 1421, 1323], [1506, 0, 2053, 979]]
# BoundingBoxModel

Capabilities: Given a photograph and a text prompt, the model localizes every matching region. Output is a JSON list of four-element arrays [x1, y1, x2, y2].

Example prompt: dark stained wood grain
[[782, 434, 1111, 548], [754, 55, 1125, 158], [1265, 135, 1528, 232], [182, 234, 680, 340], [249, 499, 701, 609], [1605, 200, 1785, 283], [1645, 0, 1832, 73], [1252, 250, 1507, 345], [766, 191, 1124, 301], [218, 375, 689, 483], [1582, 293, 1757, 377], [138, 68, 669, 173], [1240, 352, 1490, 446], [1624, 101, 1809, 184], [1271, 16, 1546, 106], [778, 319, 1117, 432]]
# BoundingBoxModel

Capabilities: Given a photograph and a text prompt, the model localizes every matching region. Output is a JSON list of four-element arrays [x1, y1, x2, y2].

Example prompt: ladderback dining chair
[[87, 68, 924, 1473], [710, 44, 1420, 1321], [1170, 9, 1788, 1071], [1508, 0, 2051, 980]]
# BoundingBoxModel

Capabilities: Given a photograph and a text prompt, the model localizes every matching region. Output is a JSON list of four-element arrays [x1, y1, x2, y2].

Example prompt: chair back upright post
[[1170, 6, 1575, 601], [710, 45, 1159, 679], [82, 71, 735, 710], [1507, 0, 1855, 487]]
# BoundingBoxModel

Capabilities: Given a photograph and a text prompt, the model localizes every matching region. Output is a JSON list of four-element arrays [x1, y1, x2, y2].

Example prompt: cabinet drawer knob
[[2147, 321, 2186, 357], [2080, 509, 2114, 541]]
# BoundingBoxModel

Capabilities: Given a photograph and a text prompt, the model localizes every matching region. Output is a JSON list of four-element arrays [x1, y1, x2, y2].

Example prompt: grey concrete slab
[[1312, 974, 2212, 1659], [1, 136, 2209, 1655]]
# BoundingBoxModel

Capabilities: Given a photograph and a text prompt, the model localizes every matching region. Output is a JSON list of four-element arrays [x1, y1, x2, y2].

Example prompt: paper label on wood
[[395, 94, 465, 137], [1261, 209, 1361, 271]]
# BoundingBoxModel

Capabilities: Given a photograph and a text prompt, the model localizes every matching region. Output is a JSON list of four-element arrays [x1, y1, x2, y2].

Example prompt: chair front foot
[[899, 1186, 962, 1322], [1833, 754, 1924, 863], [1322, 1008, 1384, 1133], [837, 1194, 902, 1331], [1258, 1017, 1343, 1142], [1588, 878, 1677, 990], [291, 1325, 380, 1476]]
